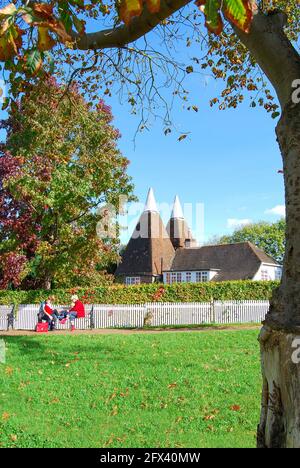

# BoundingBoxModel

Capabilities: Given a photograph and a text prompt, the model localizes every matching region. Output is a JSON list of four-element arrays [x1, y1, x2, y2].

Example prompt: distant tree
[[212, 219, 285, 264], [0, 79, 134, 289]]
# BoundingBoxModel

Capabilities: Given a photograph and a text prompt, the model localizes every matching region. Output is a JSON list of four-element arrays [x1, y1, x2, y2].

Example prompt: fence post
[[210, 299, 216, 324], [90, 305, 95, 329]]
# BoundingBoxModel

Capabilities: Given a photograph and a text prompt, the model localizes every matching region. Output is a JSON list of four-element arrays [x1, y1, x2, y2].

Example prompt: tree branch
[[233, 9, 300, 109], [71, 0, 192, 50]]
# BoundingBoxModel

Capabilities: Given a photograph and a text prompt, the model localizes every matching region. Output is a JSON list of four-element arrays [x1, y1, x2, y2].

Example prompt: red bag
[[36, 322, 49, 333]]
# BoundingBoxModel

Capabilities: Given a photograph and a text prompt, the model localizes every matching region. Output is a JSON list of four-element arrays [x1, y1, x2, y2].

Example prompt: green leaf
[[25, 49, 42, 75], [197, 0, 223, 35], [223, 0, 254, 33]]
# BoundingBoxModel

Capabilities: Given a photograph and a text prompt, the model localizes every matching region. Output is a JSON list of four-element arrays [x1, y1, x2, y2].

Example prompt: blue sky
[[0, 15, 285, 246], [1, 71, 283, 245], [106, 76, 285, 245], [72, 11, 285, 245]]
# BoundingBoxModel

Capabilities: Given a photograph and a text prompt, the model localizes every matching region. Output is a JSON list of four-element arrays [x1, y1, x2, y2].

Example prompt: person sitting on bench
[[68, 295, 85, 331], [41, 298, 59, 331]]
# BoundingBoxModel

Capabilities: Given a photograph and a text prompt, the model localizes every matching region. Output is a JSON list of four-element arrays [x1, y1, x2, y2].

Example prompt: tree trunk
[[257, 101, 300, 448], [232, 7, 300, 448], [43, 276, 52, 290]]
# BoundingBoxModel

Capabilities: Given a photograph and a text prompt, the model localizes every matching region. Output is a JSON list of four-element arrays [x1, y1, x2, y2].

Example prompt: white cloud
[[227, 218, 252, 229], [265, 205, 286, 217]]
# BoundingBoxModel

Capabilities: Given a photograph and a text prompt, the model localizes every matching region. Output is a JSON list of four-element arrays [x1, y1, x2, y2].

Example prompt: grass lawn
[[0, 329, 261, 448]]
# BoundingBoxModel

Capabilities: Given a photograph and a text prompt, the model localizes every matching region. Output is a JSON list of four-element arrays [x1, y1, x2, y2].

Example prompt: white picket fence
[[0, 300, 270, 331]]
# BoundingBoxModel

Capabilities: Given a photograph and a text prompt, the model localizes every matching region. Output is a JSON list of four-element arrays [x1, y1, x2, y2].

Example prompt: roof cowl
[[144, 188, 158, 213], [171, 195, 184, 219]]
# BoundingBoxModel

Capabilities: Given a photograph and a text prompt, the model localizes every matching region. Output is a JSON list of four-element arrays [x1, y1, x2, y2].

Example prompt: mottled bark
[[236, 11, 300, 448], [256, 101, 300, 448]]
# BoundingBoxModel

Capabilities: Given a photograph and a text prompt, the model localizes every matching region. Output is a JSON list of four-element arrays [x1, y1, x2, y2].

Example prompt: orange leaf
[[2, 412, 10, 421], [230, 404, 241, 411], [48, 20, 72, 43], [32, 3, 54, 20], [4, 366, 13, 376], [168, 382, 177, 388], [145, 0, 160, 14], [37, 26, 56, 51], [0, 23, 24, 61], [120, 0, 143, 26]]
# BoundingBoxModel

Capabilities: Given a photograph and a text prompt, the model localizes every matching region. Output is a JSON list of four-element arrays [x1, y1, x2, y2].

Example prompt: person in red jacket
[[42, 297, 59, 331], [68, 294, 85, 331]]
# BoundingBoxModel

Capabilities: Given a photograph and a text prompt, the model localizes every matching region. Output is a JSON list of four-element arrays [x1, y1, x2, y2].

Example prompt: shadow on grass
[[2, 335, 130, 365]]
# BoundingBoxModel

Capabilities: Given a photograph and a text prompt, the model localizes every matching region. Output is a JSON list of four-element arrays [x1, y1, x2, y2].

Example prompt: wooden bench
[[55, 305, 94, 330]]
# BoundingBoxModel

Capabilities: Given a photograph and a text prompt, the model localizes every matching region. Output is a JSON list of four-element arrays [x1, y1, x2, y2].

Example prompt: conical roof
[[144, 187, 158, 212], [167, 195, 197, 249], [116, 189, 175, 278], [171, 195, 184, 219]]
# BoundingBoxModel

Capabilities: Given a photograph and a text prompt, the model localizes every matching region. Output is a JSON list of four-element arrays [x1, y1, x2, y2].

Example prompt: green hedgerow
[[0, 281, 278, 305]]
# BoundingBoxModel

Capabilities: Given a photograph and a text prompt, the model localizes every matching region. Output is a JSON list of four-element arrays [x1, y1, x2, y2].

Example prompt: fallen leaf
[[5, 366, 13, 376], [230, 404, 241, 411], [203, 414, 215, 420], [2, 412, 10, 421], [168, 382, 177, 389]]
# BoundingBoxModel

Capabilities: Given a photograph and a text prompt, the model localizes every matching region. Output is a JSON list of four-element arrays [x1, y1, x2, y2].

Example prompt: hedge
[[0, 281, 279, 305]]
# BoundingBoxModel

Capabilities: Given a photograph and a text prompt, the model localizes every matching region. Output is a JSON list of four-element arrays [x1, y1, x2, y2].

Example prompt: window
[[176, 273, 182, 283], [126, 277, 141, 285], [261, 270, 269, 281], [171, 272, 177, 284], [201, 271, 208, 282], [165, 273, 171, 284], [196, 271, 209, 283], [186, 272, 192, 283], [275, 268, 282, 281]]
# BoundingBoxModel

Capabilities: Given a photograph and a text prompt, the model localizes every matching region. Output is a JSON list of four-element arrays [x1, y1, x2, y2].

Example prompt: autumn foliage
[[0, 1, 254, 69], [0, 78, 133, 289]]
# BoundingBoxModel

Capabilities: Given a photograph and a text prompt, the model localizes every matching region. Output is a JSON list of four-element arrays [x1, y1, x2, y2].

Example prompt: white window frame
[[275, 268, 282, 281], [196, 271, 209, 283], [186, 272, 192, 283], [261, 270, 269, 281], [176, 273, 182, 283], [126, 277, 141, 285]]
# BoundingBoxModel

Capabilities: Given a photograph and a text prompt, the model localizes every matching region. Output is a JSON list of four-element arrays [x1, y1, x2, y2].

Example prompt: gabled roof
[[165, 242, 279, 281]]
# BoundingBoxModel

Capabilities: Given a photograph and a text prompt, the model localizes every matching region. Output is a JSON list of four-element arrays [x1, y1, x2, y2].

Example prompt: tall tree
[[0, 0, 300, 447], [0, 78, 133, 289], [212, 219, 286, 264]]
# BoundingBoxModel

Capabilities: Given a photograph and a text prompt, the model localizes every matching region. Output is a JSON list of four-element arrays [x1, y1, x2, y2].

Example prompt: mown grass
[[0, 330, 261, 448]]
